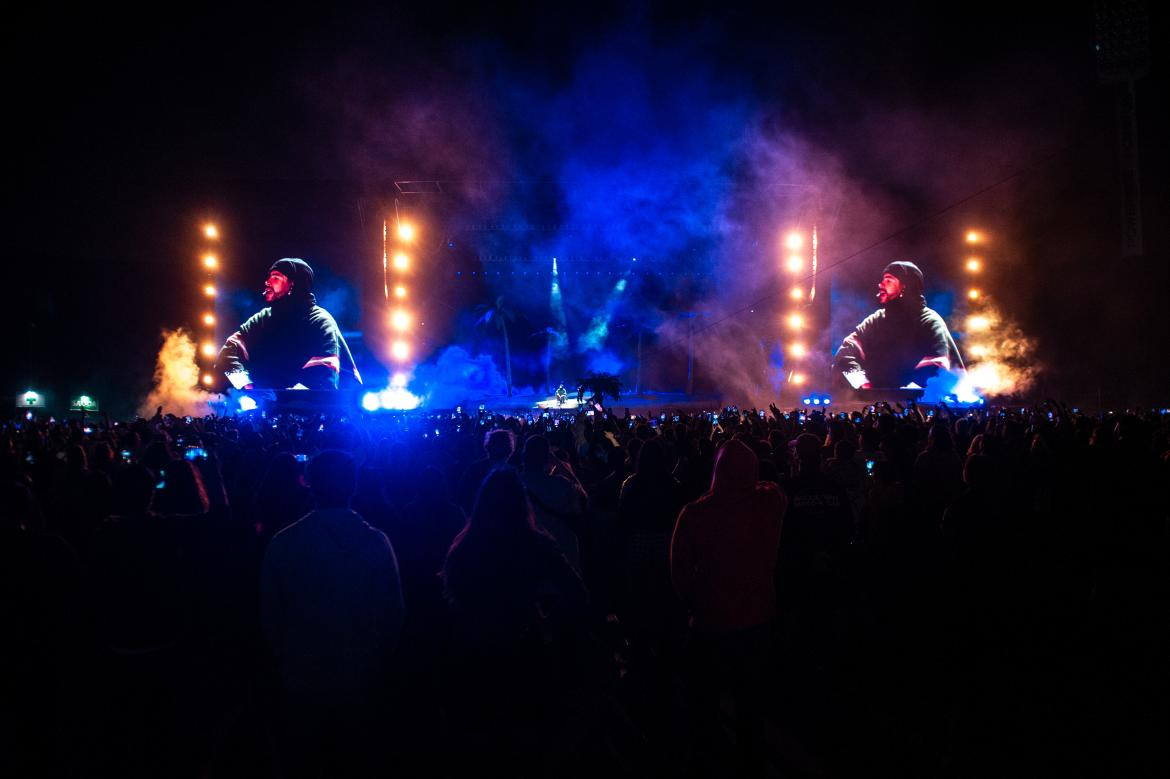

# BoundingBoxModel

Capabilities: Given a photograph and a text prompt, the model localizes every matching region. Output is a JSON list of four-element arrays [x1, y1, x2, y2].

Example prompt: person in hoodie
[[670, 438, 787, 776], [217, 258, 361, 390], [261, 449, 404, 774], [833, 260, 965, 389]]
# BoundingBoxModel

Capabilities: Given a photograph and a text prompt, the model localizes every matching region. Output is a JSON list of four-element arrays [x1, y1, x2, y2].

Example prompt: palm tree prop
[[575, 372, 622, 409], [475, 296, 516, 397]]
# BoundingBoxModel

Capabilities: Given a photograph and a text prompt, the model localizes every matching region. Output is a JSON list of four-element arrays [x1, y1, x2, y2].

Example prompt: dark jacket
[[218, 294, 359, 389], [834, 295, 964, 388]]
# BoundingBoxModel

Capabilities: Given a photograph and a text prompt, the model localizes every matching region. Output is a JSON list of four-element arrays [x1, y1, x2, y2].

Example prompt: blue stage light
[[812, 398, 821, 405], [802, 397, 811, 405], [238, 396, 258, 412], [823, 396, 831, 405], [361, 392, 381, 412]]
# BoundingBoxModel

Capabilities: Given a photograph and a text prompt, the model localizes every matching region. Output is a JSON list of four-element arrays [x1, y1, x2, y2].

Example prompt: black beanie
[[882, 261, 924, 297], [269, 257, 315, 295]]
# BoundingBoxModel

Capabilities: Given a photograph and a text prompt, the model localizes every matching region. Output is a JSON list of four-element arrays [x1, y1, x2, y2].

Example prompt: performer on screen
[[217, 258, 361, 390], [833, 261, 964, 389]]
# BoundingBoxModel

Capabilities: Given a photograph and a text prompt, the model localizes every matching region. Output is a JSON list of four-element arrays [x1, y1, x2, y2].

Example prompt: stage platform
[[225, 386, 980, 417]]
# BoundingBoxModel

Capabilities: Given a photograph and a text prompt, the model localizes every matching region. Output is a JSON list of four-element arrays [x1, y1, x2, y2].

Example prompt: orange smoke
[[959, 304, 1038, 397], [140, 329, 221, 417]]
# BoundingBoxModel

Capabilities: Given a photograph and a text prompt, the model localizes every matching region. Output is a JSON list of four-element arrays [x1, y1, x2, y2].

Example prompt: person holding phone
[[520, 435, 588, 572]]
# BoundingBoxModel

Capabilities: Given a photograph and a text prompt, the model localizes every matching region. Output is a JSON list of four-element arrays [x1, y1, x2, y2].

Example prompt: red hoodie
[[670, 439, 786, 633]]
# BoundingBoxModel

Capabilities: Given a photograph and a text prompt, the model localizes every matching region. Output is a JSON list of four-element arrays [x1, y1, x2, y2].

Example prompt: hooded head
[[708, 439, 760, 497], [265, 258, 315, 305], [879, 260, 926, 307]]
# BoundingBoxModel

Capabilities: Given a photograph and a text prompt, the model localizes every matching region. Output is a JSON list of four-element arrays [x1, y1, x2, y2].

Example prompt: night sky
[[9, 2, 1169, 415]]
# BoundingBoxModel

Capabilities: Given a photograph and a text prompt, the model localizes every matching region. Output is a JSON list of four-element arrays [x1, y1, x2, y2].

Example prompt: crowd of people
[[2, 400, 1167, 776]]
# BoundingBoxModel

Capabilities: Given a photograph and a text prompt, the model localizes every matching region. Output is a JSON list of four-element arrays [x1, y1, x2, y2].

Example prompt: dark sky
[[8, 2, 1168, 414]]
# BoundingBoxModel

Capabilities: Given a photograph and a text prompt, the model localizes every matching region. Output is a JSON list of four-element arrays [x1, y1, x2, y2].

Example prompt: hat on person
[[882, 260, 924, 297], [269, 257, 315, 294]]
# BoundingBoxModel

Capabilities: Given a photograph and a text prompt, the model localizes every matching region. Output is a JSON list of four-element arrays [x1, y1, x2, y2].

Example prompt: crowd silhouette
[[2, 400, 1167, 777]]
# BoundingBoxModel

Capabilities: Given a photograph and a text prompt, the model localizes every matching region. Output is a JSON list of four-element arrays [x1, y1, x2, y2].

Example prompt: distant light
[[785, 255, 804, 273], [390, 372, 408, 387], [968, 288, 980, 300], [397, 223, 415, 241], [202, 374, 214, 386], [394, 284, 407, 299], [966, 258, 981, 272], [789, 342, 807, 358], [790, 287, 804, 300], [203, 284, 217, 297], [393, 252, 409, 270], [202, 313, 216, 326], [787, 313, 804, 329], [967, 315, 991, 331], [812, 397, 822, 405], [390, 310, 411, 331], [361, 392, 381, 412], [391, 340, 410, 361], [822, 396, 831, 405], [792, 373, 807, 385], [70, 395, 99, 412], [204, 224, 218, 239], [201, 342, 216, 357], [18, 390, 44, 409], [785, 232, 804, 250], [378, 386, 421, 411], [965, 230, 980, 243], [238, 396, 258, 412], [202, 254, 218, 269], [802, 397, 812, 405], [970, 344, 989, 358]]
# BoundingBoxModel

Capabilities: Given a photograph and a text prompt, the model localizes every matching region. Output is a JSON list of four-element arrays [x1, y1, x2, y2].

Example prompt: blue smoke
[[486, 26, 754, 315]]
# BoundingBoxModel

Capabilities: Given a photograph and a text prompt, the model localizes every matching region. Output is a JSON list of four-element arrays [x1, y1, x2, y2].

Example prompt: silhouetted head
[[709, 439, 759, 495], [112, 465, 156, 516], [794, 433, 823, 471], [484, 428, 515, 462], [414, 466, 449, 504], [154, 458, 209, 516], [308, 449, 357, 509], [635, 437, 671, 478], [523, 434, 551, 472], [468, 468, 537, 537]]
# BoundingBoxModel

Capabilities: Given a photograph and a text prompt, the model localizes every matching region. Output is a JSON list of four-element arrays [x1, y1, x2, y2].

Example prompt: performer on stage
[[833, 261, 964, 390], [555, 383, 568, 406], [218, 258, 360, 390]]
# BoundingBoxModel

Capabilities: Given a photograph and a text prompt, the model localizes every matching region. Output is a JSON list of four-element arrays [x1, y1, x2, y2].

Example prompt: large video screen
[[831, 261, 964, 391]]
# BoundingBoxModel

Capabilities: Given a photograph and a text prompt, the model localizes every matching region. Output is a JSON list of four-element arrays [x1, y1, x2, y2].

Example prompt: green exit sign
[[17, 391, 46, 408]]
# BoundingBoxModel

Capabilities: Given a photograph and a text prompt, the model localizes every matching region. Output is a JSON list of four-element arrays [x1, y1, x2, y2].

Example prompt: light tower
[[384, 207, 418, 383], [781, 225, 819, 395], [199, 223, 220, 388]]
